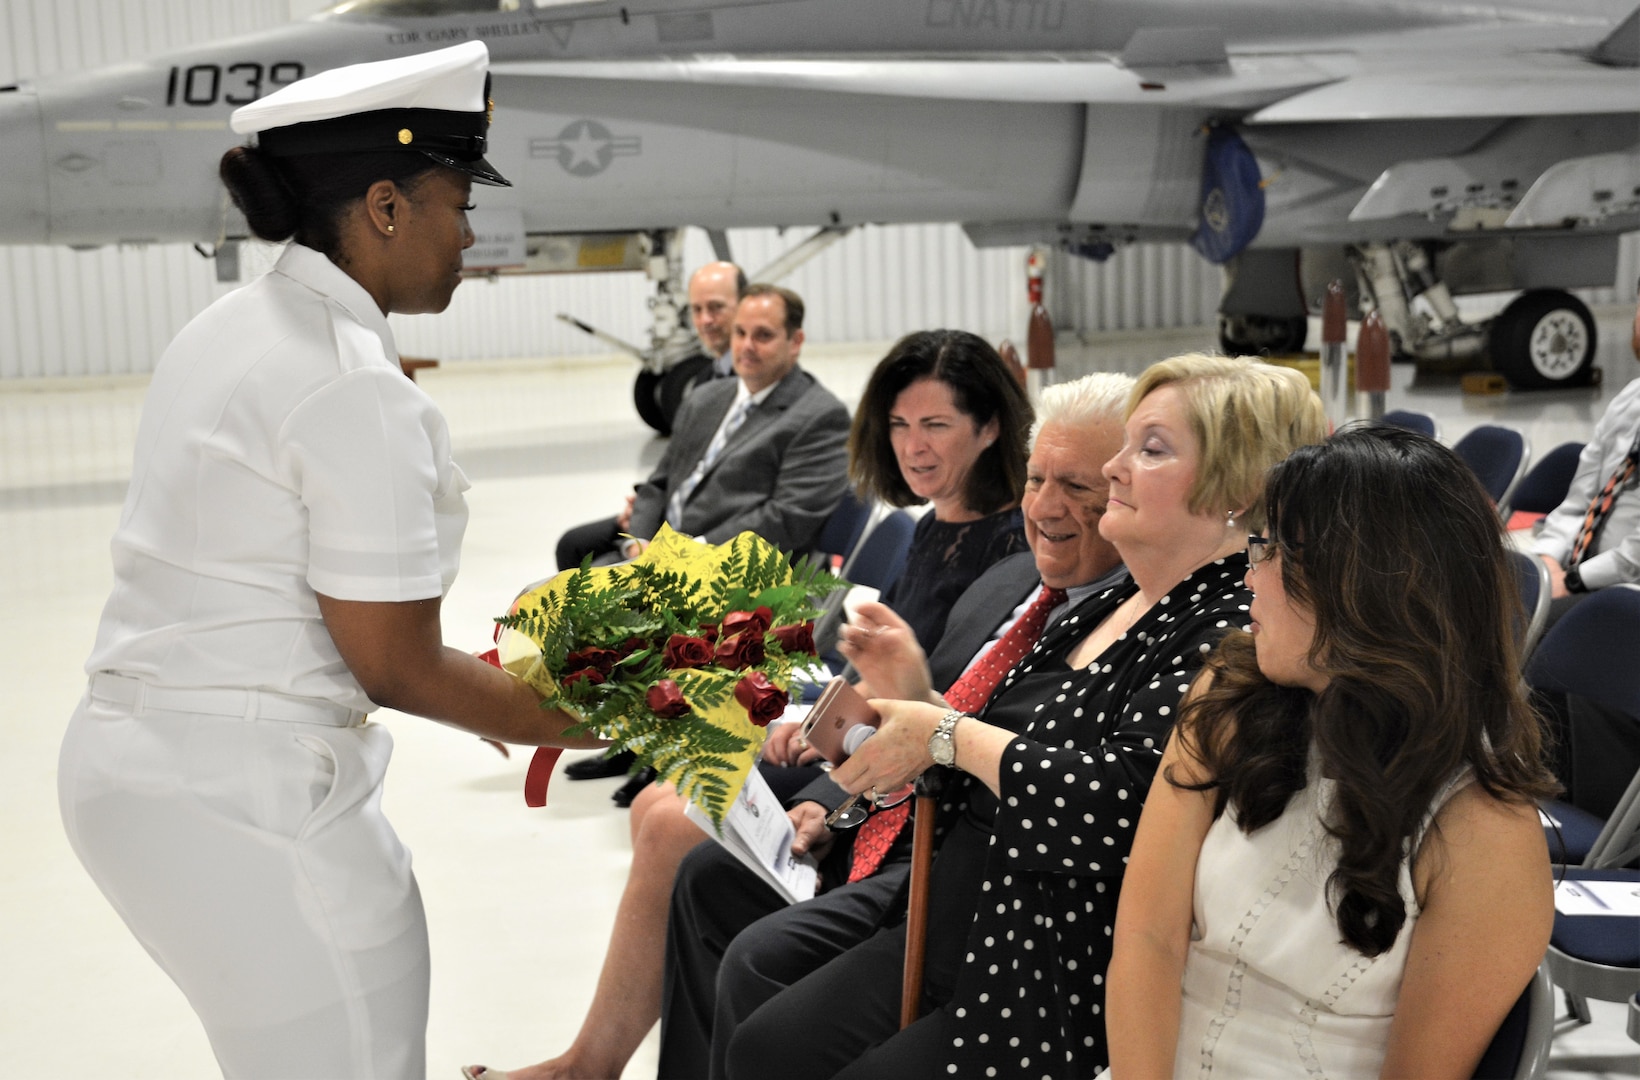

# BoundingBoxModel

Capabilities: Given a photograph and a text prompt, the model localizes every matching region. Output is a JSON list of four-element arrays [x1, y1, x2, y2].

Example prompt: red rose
[[714, 631, 766, 670], [645, 679, 692, 719], [561, 667, 606, 689], [663, 633, 715, 669], [616, 636, 648, 659], [564, 646, 619, 675], [734, 672, 788, 727], [770, 622, 816, 655], [698, 623, 719, 644], [723, 606, 774, 639]]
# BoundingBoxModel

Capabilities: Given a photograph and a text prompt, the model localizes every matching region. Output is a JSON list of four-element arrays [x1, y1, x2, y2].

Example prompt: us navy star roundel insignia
[[529, 119, 641, 177]]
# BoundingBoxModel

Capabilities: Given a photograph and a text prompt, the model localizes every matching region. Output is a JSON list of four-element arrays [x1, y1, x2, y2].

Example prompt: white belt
[[90, 672, 366, 728]]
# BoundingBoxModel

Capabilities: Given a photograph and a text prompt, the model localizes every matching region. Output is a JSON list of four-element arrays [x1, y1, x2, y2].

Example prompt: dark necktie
[[1570, 429, 1640, 568], [846, 584, 1069, 883]]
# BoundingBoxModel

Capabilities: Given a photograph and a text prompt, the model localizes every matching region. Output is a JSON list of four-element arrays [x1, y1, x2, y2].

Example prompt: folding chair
[[807, 507, 918, 689], [1381, 408, 1440, 440], [1523, 586, 1640, 1026], [1507, 549, 1552, 660], [1453, 424, 1531, 518], [1470, 965, 1554, 1080], [813, 489, 871, 572], [1507, 442, 1585, 532]]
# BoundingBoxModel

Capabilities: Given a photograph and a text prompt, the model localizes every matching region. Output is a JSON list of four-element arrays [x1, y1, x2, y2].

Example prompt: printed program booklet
[[683, 762, 819, 905]]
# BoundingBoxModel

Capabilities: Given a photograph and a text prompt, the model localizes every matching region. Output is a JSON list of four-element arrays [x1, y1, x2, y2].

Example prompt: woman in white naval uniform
[[57, 43, 598, 1079]]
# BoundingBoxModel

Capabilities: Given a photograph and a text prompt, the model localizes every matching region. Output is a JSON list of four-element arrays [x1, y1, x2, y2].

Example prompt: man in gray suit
[[556, 284, 852, 570]]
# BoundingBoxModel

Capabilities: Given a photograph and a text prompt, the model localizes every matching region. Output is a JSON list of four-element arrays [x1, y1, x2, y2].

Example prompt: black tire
[[1217, 314, 1308, 356], [632, 370, 670, 434], [657, 353, 715, 434], [1487, 289, 1597, 390]]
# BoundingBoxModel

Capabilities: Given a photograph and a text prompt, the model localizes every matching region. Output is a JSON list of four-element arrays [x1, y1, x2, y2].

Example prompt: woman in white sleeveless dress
[[1108, 425, 1558, 1079]]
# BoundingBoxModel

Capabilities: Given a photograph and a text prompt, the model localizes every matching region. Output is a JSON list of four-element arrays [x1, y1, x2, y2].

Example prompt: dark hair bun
[[218, 145, 299, 243]]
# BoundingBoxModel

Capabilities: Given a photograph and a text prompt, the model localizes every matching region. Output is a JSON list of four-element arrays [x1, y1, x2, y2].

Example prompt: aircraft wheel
[[1488, 289, 1597, 390], [657, 354, 715, 433], [633, 370, 670, 434], [1218, 314, 1308, 357]]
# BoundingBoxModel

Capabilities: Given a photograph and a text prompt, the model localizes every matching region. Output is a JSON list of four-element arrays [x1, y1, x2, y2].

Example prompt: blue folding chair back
[[841, 509, 916, 594], [1381, 409, 1439, 440], [1470, 966, 1553, 1080], [1452, 424, 1531, 514], [815, 489, 871, 567], [1510, 441, 1585, 516], [1508, 550, 1551, 660]]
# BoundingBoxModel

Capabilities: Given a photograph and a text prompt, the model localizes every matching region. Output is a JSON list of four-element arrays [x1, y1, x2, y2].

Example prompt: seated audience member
[[1527, 285, 1640, 810], [1533, 282, 1640, 626], [693, 355, 1326, 1080], [1108, 425, 1555, 1079], [834, 328, 1033, 651], [690, 260, 747, 378], [555, 284, 850, 571], [656, 372, 1135, 1078], [462, 335, 1042, 1080]]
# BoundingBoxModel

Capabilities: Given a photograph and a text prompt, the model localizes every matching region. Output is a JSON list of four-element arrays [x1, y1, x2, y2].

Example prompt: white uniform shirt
[[1533, 375, 1640, 591], [86, 244, 470, 713]]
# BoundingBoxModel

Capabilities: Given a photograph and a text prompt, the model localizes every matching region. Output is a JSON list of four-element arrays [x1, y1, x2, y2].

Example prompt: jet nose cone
[[0, 89, 48, 243]]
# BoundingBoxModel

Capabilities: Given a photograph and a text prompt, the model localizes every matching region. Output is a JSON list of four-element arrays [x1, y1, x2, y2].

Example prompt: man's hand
[[788, 801, 835, 862], [615, 493, 637, 532], [761, 721, 824, 767], [1541, 553, 1569, 599], [837, 601, 936, 703]]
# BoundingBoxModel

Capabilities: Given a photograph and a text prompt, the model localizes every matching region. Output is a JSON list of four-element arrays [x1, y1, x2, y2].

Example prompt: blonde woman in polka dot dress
[[720, 355, 1326, 1080]]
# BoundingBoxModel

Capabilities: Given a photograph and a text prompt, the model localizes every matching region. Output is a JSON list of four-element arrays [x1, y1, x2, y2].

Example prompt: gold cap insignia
[[397, 128, 413, 145], [486, 97, 495, 126]]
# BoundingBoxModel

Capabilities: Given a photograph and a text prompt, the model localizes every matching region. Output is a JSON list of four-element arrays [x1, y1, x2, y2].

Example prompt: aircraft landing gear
[[632, 353, 714, 436], [1348, 242, 1597, 390], [1486, 289, 1598, 390], [1218, 313, 1308, 356]]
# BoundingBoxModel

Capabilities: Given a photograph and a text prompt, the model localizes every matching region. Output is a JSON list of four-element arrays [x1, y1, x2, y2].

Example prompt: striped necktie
[[668, 396, 753, 528], [1570, 429, 1640, 568]]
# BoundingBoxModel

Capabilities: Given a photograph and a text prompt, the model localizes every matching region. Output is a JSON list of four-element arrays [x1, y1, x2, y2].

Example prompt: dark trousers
[[659, 842, 911, 1079], [555, 515, 627, 571]]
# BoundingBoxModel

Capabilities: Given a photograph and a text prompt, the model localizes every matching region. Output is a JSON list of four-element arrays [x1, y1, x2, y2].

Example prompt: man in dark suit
[[556, 284, 851, 570], [657, 372, 1134, 1077]]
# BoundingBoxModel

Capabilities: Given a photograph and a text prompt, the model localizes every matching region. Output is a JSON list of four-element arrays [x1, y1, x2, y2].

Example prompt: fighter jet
[[1, 0, 1636, 427]]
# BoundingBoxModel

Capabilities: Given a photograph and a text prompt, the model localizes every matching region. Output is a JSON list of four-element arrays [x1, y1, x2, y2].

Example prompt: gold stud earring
[[387, 225, 395, 233]]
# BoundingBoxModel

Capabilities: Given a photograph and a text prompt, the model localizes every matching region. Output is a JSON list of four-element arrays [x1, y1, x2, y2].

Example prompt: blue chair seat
[[1542, 799, 1609, 865], [1551, 868, 1640, 968]]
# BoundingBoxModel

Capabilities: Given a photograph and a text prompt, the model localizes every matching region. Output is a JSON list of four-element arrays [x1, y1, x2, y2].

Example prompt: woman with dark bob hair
[[844, 328, 1033, 649], [58, 44, 599, 1078], [1109, 424, 1557, 1079]]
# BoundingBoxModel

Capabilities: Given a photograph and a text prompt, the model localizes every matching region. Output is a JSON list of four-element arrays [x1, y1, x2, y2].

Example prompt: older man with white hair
[[655, 371, 1137, 1078]]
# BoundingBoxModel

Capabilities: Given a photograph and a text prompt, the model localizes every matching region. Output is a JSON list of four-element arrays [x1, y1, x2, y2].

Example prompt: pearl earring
[[1226, 510, 1237, 529]]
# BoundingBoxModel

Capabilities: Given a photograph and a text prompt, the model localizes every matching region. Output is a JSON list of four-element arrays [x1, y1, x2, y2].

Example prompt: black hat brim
[[422, 149, 511, 187]]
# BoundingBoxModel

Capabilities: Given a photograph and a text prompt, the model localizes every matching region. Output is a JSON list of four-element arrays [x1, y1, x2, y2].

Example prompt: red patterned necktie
[[846, 584, 1069, 883], [1570, 431, 1640, 568]]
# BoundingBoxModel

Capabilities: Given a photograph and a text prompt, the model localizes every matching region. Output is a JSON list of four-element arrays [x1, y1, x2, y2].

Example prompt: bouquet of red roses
[[494, 525, 845, 828]]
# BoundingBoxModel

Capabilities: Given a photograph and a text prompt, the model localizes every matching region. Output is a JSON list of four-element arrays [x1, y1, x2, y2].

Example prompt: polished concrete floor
[[4, 319, 1639, 1078]]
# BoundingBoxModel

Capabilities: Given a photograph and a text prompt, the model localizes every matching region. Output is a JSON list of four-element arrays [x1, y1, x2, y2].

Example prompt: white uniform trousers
[[59, 677, 429, 1079]]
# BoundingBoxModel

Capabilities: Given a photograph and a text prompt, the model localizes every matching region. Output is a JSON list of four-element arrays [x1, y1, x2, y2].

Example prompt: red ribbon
[[525, 747, 562, 807]]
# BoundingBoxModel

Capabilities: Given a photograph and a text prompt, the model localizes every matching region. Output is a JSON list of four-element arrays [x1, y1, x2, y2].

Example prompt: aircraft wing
[[491, 54, 1347, 111]]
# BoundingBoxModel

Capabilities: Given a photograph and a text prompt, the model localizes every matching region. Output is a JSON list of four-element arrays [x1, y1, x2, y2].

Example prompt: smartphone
[[799, 677, 880, 765]]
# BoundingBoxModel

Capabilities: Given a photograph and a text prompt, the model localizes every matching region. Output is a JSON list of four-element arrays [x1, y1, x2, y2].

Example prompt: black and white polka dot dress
[[925, 555, 1251, 1080]]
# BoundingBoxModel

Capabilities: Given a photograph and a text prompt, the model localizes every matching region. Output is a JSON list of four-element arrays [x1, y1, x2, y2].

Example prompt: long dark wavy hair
[[1174, 425, 1557, 956]]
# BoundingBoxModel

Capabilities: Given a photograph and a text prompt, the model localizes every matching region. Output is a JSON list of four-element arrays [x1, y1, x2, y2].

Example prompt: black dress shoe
[[564, 749, 635, 780], [612, 767, 657, 807]]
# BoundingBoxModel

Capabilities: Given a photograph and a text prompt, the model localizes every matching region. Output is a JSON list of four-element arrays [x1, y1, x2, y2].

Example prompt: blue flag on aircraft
[[1190, 125, 1265, 265]]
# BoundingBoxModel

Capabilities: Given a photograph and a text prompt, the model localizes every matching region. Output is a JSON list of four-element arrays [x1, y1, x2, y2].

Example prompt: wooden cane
[[900, 772, 942, 1029]]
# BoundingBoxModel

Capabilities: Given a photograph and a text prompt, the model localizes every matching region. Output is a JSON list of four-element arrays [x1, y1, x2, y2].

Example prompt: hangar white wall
[[0, 0, 1635, 380]]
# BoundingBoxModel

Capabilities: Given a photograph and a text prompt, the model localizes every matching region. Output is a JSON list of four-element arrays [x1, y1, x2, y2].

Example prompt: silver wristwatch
[[928, 710, 964, 768]]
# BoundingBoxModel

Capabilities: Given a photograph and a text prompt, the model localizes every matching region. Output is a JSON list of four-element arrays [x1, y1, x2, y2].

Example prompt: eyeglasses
[[1247, 534, 1304, 566], [820, 769, 915, 830]]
